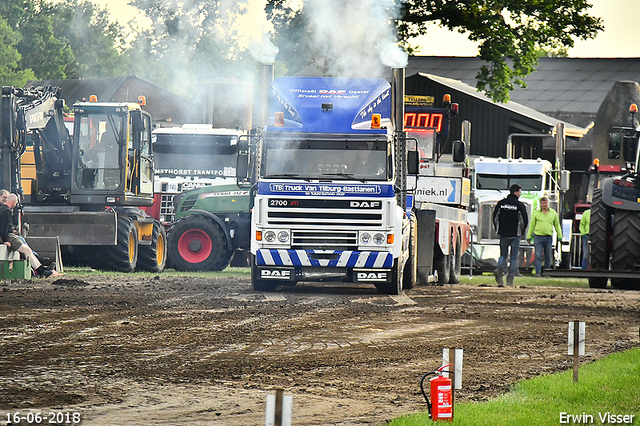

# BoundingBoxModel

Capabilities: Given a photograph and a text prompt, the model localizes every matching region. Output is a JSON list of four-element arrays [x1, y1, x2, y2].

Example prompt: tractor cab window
[[76, 112, 124, 190], [138, 114, 153, 195]]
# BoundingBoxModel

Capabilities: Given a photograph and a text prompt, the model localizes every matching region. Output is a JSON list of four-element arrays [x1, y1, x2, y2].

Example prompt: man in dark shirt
[[0, 193, 58, 277], [492, 184, 528, 286]]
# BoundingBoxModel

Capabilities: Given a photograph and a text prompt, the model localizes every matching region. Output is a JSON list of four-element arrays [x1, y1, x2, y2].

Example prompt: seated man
[[0, 193, 59, 277]]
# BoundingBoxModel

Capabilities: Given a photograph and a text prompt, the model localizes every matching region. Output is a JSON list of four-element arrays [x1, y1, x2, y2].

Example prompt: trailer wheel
[[167, 215, 232, 271], [379, 258, 403, 295], [588, 188, 610, 288], [611, 210, 640, 289], [435, 246, 451, 285], [137, 221, 167, 272], [402, 214, 417, 290], [251, 254, 278, 291], [449, 231, 462, 284], [104, 216, 138, 272]]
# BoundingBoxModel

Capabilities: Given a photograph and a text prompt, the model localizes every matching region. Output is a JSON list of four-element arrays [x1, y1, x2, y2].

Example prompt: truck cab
[[239, 76, 413, 294], [468, 156, 570, 271], [146, 125, 244, 226]]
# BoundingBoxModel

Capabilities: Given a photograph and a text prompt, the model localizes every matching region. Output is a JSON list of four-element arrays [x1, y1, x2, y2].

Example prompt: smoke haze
[[302, 0, 408, 77]]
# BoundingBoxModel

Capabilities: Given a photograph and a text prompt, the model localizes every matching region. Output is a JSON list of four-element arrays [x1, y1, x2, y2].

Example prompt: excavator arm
[[0, 86, 72, 203]]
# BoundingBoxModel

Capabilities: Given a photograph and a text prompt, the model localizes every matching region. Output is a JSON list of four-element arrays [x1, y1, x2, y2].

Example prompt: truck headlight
[[360, 232, 371, 244], [373, 233, 385, 245], [277, 230, 289, 243], [264, 230, 276, 243]]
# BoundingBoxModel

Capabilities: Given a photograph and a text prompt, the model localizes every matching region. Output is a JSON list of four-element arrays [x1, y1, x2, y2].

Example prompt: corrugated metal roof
[[419, 73, 588, 137], [407, 56, 640, 126], [25, 75, 200, 126]]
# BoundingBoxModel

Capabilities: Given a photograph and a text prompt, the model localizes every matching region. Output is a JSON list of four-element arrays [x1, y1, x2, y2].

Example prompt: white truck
[[145, 125, 244, 227], [468, 152, 571, 272], [236, 69, 470, 293]]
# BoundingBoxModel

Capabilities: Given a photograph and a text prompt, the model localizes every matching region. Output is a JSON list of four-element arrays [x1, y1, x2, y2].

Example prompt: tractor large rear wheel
[[167, 215, 232, 271], [137, 220, 167, 272], [611, 210, 640, 289], [103, 216, 138, 272], [588, 188, 610, 288]]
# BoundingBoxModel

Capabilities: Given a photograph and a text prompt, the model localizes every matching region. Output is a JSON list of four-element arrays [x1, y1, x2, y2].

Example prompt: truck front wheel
[[402, 214, 417, 290], [435, 247, 451, 285], [449, 232, 462, 284], [251, 254, 278, 291], [378, 258, 403, 295], [167, 216, 232, 271]]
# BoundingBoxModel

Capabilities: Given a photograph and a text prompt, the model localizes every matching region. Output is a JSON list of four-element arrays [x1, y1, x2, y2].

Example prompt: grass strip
[[387, 348, 640, 425]]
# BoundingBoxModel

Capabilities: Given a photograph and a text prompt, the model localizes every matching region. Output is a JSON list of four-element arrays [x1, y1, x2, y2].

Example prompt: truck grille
[[266, 198, 384, 250], [478, 201, 532, 241], [479, 203, 499, 240], [160, 194, 175, 223], [291, 230, 358, 250], [267, 211, 381, 227]]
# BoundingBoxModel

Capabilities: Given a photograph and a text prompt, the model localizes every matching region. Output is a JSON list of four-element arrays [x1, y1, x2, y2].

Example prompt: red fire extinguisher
[[420, 363, 454, 421]]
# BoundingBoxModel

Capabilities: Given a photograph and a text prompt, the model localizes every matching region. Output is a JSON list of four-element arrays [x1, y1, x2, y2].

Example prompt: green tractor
[[166, 182, 252, 271]]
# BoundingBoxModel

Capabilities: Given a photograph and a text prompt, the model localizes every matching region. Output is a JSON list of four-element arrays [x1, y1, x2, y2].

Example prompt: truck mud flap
[[24, 211, 117, 246], [415, 209, 436, 284]]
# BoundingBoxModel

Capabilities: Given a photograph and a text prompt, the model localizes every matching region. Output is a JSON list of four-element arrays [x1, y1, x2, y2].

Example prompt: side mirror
[[608, 132, 621, 159], [236, 137, 251, 186], [623, 134, 638, 163], [560, 170, 571, 192], [407, 150, 419, 175], [452, 140, 466, 163]]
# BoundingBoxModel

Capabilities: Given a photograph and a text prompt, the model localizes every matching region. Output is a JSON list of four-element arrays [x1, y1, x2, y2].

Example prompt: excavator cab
[[71, 101, 154, 207]]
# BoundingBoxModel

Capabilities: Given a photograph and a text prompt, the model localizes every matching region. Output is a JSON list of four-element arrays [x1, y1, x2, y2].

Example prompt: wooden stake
[[275, 389, 283, 426], [450, 348, 455, 421], [573, 320, 580, 383]]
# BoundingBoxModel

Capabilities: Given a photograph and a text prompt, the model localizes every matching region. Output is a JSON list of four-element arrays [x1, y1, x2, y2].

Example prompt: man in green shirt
[[527, 196, 562, 276], [580, 208, 591, 270]]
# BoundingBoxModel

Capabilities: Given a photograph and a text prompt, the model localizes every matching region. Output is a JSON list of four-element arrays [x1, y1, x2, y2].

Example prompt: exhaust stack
[[260, 64, 274, 128], [392, 68, 405, 133]]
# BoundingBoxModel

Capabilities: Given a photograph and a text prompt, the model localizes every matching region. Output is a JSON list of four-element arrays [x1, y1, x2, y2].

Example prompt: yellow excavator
[[1, 86, 166, 272]]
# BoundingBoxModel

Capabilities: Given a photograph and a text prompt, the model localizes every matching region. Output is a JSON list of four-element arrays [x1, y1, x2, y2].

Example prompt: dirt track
[[1, 273, 639, 425]]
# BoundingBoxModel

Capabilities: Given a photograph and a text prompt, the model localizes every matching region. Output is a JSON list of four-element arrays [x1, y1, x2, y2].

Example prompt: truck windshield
[[476, 174, 543, 191], [263, 138, 388, 180], [75, 111, 124, 190], [153, 134, 238, 178]]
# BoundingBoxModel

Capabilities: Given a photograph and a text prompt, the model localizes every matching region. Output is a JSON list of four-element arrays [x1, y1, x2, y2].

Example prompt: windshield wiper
[[267, 173, 312, 182], [321, 172, 366, 183]]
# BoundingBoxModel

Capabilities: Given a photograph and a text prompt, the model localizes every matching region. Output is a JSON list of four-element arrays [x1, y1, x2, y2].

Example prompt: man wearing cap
[[492, 184, 528, 286]]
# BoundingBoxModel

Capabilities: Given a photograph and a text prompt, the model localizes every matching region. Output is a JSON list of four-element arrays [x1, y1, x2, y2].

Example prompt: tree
[[126, 0, 282, 96], [0, 0, 74, 80], [0, 16, 35, 86], [396, 0, 603, 102], [47, 0, 130, 78]]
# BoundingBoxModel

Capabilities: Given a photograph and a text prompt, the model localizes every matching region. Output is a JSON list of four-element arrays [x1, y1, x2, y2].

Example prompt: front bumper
[[255, 249, 393, 282]]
